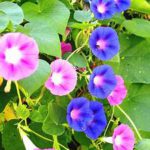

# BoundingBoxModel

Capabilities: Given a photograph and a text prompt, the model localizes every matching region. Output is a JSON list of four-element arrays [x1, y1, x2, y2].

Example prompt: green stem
[[28, 128, 69, 150], [116, 105, 142, 140], [103, 106, 114, 136], [36, 86, 46, 104], [15, 81, 22, 105]]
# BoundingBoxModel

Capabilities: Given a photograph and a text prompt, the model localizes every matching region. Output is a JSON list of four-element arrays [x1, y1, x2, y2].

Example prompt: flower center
[[5, 46, 22, 65], [96, 40, 106, 50], [97, 4, 106, 13], [115, 135, 122, 146], [51, 72, 63, 86], [93, 75, 103, 86], [71, 109, 80, 120], [114, 0, 118, 3]]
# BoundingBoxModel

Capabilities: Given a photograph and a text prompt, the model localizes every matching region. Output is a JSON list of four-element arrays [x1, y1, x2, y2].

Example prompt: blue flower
[[88, 65, 117, 99], [114, 0, 131, 12], [67, 97, 93, 131], [84, 101, 107, 139], [90, 0, 116, 20], [89, 27, 120, 61]]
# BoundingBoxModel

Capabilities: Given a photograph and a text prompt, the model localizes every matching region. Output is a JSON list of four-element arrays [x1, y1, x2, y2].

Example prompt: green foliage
[[123, 19, 150, 38], [135, 139, 150, 149], [115, 84, 150, 131], [19, 60, 50, 96], [42, 102, 66, 136], [2, 120, 25, 150], [74, 10, 92, 22]]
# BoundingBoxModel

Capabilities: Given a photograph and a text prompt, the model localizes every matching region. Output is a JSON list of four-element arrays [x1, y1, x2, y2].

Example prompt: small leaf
[[74, 10, 92, 22], [16, 104, 30, 120], [0, 2, 24, 25]]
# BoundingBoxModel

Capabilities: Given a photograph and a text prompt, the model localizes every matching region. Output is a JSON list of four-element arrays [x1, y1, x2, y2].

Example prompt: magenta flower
[[45, 59, 77, 96], [0, 33, 39, 81], [112, 124, 135, 150], [61, 42, 72, 56], [107, 75, 127, 106]]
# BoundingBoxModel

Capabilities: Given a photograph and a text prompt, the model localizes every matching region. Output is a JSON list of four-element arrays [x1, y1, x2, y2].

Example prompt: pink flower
[[107, 75, 127, 106], [0, 33, 39, 81], [112, 124, 135, 150], [45, 59, 77, 96], [61, 42, 72, 56]]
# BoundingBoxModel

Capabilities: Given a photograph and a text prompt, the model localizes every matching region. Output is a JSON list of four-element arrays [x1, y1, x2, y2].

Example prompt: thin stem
[[36, 86, 46, 104], [15, 81, 22, 105], [29, 129, 69, 150], [116, 105, 142, 140], [104, 106, 114, 136], [68, 94, 73, 100]]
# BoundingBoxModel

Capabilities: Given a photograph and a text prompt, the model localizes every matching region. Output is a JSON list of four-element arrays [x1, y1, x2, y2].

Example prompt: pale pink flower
[[107, 75, 127, 106], [45, 59, 77, 96], [0, 33, 39, 81]]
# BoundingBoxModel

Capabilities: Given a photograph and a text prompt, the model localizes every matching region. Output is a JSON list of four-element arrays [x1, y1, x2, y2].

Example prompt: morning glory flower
[[90, 0, 116, 20], [107, 75, 127, 106], [89, 27, 120, 61], [112, 124, 135, 150], [67, 97, 93, 131], [45, 59, 77, 96], [61, 42, 72, 56], [0, 33, 39, 81], [88, 65, 117, 99], [114, 0, 131, 12], [84, 101, 107, 139]]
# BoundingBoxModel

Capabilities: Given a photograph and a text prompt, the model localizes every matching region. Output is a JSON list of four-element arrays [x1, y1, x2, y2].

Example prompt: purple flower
[[45, 59, 77, 96], [0, 33, 39, 81], [90, 0, 116, 20], [114, 0, 131, 12], [112, 124, 135, 150], [88, 65, 117, 99], [89, 27, 120, 61], [67, 97, 93, 131], [84, 101, 107, 139], [107, 75, 127, 106]]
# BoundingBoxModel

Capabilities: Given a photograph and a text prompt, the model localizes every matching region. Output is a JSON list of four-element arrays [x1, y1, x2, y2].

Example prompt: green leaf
[[0, 2, 24, 25], [16, 104, 30, 120], [131, 0, 150, 14], [42, 102, 65, 136], [2, 120, 25, 150], [19, 60, 50, 96], [0, 11, 9, 32], [0, 82, 17, 113], [74, 10, 92, 22], [30, 105, 48, 123], [135, 139, 150, 150], [64, 53, 87, 68], [118, 34, 150, 83], [123, 19, 150, 38], [115, 84, 150, 132], [22, 0, 70, 35]]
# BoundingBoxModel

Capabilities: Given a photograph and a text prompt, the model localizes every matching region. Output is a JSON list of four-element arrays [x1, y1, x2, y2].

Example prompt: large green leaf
[[115, 84, 150, 132], [2, 120, 25, 150], [22, 0, 70, 35], [0, 1, 24, 25], [118, 34, 150, 83], [131, 0, 150, 14], [135, 139, 150, 150], [0, 11, 9, 32], [123, 19, 150, 38], [42, 102, 66, 136], [19, 60, 50, 96]]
